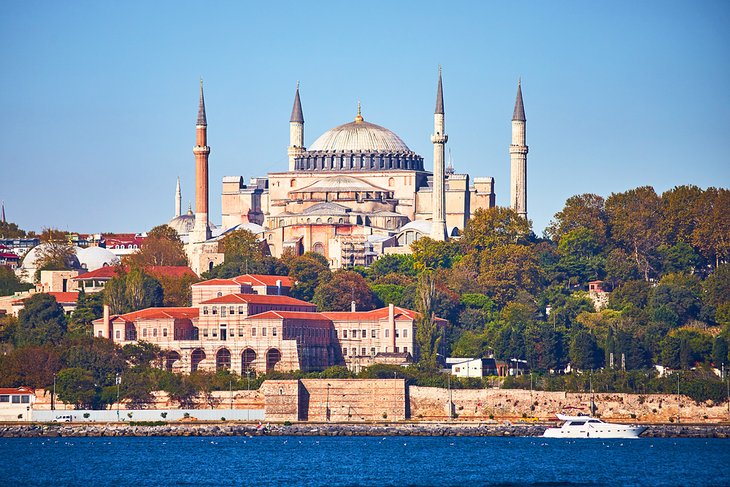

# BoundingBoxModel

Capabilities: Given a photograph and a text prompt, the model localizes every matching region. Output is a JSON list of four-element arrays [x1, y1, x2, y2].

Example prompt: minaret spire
[[1, 201, 5, 224], [192, 79, 211, 242], [288, 82, 306, 171], [510, 78, 528, 219], [197, 78, 207, 126], [430, 67, 448, 241], [175, 177, 182, 218]]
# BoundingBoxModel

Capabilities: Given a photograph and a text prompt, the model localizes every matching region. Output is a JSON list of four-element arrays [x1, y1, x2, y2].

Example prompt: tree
[[703, 264, 730, 309], [556, 228, 604, 285], [0, 265, 32, 296], [604, 248, 641, 287], [712, 336, 728, 367], [312, 271, 377, 311], [461, 207, 532, 253], [55, 367, 97, 409], [16, 293, 67, 346], [0, 220, 29, 239], [0, 346, 60, 388], [122, 341, 162, 368], [410, 237, 459, 271], [33, 242, 78, 280], [126, 225, 188, 267], [546, 193, 608, 246], [368, 254, 416, 280], [692, 187, 730, 268], [105, 268, 163, 314], [205, 257, 288, 279], [660, 185, 703, 245], [609, 280, 651, 310], [659, 242, 701, 274], [648, 273, 703, 326], [61, 336, 125, 386], [569, 330, 602, 370], [371, 284, 407, 309], [219, 229, 265, 261], [415, 271, 442, 369], [157, 271, 199, 307], [288, 254, 331, 302], [475, 244, 542, 305], [68, 289, 104, 335], [605, 186, 662, 280]]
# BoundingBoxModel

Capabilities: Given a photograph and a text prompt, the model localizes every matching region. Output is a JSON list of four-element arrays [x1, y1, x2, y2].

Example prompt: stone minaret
[[430, 68, 448, 241], [510, 79, 528, 219], [175, 177, 182, 218], [192, 79, 211, 243], [288, 82, 305, 171]]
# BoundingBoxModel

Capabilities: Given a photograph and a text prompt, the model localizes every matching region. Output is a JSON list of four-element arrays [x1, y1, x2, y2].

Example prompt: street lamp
[[116, 373, 121, 421], [52, 373, 56, 411]]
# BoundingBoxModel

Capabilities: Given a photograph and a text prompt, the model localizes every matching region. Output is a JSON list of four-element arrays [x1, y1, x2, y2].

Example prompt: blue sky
[[1, 0, 728, 235]]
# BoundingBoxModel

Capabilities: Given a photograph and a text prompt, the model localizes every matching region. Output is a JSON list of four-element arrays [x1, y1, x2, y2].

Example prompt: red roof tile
[[319, 306, 446, 323], [192, 278, 239, 287], [233, 274, 295, 287], [246, 310, 330, 321], [0, 387, 34, 395], [199, 293, 315, 307], [106, 307, 199, 322], [48, 292, 80, 304]]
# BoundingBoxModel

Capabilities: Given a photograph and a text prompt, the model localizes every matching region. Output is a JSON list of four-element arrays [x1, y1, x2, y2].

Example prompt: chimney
[[389, 303, 396, 352], [351, 300, 356, 312], [103, 304, 110, 339], [276, 279, 282, 295]]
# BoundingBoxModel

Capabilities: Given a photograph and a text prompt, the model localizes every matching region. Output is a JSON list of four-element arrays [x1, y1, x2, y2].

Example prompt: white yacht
[[543, 414, 647, 439]]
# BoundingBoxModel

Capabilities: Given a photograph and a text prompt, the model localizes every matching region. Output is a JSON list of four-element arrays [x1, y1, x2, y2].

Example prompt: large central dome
[[309, 120, 411, 153]]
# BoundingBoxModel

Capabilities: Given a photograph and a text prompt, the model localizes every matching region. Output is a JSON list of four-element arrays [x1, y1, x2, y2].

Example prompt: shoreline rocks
[[1, 423, 729, 439]]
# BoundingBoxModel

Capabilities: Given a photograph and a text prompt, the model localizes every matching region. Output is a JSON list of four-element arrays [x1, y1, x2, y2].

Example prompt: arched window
[[216, 348, 231, 370], [191, 349, 206, 372], [266, 349, 281, 373], [290, 179, 296, 188], [313, 242, 325, 254], [388, 177, 395, 187], [242, 348, 256, 374]]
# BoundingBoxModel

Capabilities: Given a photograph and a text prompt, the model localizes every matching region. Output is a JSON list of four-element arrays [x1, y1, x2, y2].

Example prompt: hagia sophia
[[173, 71, 529, 274]]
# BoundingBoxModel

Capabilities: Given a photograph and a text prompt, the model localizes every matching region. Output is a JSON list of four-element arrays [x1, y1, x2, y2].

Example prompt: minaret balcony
[[431, 134, 448, 144]]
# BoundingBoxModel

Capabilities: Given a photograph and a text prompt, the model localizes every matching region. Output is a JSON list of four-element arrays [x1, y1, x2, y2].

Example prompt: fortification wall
[[408, 386, 730, 423]]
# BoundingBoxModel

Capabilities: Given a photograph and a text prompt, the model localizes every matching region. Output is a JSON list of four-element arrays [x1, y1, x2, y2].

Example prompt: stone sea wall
[[1, 423, 729, 438]]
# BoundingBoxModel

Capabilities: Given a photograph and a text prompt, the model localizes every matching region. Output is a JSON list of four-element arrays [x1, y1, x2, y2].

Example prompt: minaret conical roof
[[197, 79, 207, 126], [435, 68, 444, 114], [290, 83, 304, 123], [513, 79, 526, 121]]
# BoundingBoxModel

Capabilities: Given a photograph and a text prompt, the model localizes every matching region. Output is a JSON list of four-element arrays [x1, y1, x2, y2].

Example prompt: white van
[[53, 414, 73, 422]]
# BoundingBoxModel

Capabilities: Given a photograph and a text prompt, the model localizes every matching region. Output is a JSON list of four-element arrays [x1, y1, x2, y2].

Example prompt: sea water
[[1, 436, 728, 486]]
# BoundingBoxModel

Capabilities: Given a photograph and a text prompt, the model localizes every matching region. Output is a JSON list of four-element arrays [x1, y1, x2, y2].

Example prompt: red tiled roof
[[199, 293, 314, 307], [246, 310, 329, 321], [48, 292, 80, 304], [11, 292, 79, 305], [113, 307, 199, 322], [320, 306, 447, 323], [233, 274, 295, 287], [0, 387, 34, 395], [74, 265, 197, 281], [192, 278, 239, 287]]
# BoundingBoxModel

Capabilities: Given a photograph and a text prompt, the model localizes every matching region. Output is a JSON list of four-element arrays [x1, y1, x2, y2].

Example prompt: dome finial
[[355, 100, 363, 124]]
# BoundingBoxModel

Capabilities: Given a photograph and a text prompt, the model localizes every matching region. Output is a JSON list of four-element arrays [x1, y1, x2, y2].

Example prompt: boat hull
[[543, 425, 647, 439]]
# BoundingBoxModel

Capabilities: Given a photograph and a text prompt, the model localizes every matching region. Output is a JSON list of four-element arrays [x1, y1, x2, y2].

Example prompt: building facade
[[173, 73, 528, 273], [93, 274, 441, 374]]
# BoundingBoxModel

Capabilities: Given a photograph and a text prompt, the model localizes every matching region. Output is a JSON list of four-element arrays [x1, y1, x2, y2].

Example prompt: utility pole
[[116, 373, 121, 422], [52, 373, 56, 411], [677, 372, 681, 424]]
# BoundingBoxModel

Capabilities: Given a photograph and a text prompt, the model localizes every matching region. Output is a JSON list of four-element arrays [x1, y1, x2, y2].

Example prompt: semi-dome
[[309, 120, 411, 153]]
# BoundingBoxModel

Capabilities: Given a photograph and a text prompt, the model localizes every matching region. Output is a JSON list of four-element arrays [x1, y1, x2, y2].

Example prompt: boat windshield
[[567, 421, 586, 426]]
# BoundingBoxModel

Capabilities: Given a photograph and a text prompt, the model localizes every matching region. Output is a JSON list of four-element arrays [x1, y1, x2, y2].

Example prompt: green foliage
[[104, 268, 163, 314], [69, 289, 104, 335], [126, 225, 188, 267], [569, 331, 602, 370], [55, 367, 98, 409], [371, 284, 406, 308], [288, 254, 331, 302], [410, 238, 459, 271], [368, 254, 416, 279], [16, 293, 67, 346], [414, 271, 442, 369], [313, 270, 377, 311], [0, 266, 32, 296]]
